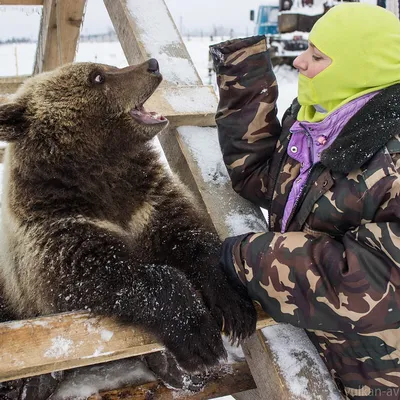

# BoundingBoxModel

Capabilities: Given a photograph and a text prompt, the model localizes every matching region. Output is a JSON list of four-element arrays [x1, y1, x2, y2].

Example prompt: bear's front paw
[[162, 307, 227, 373], [203, 281, 257, 343]]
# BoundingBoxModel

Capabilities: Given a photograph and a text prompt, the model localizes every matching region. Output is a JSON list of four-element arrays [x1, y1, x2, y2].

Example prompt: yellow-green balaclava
[[297, 3, 400, 122]]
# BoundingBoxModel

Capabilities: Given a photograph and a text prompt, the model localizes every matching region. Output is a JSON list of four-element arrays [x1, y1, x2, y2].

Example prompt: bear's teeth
[[149, 112, 165, 121]]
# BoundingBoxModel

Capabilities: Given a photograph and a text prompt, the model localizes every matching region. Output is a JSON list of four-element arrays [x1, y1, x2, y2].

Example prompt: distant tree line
[[0, 37, 34, 44], [0, 26, 244, 46]]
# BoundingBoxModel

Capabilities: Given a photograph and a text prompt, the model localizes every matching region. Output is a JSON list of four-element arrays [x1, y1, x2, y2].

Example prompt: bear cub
[[0, 59, 256, 379]]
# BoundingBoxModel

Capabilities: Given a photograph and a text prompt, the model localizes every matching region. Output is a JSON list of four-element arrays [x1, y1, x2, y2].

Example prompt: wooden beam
[[89, 361, 256, 399], [34, 0, 86, 74], [0, 306, 273, 381], [241, 331, 290, 398], [233, 390, 262, 400], [0, 80, 215, 127], [145, 85, 217, 127], [162, 126, 267, 240], [0, 1, 43, 4], [103, 0, 201, 87], [34, 0, 56, 73], [0, 75, 29, 94]]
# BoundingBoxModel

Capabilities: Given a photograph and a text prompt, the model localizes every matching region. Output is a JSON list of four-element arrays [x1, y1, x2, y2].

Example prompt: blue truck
[[250, 3, 320, 65]]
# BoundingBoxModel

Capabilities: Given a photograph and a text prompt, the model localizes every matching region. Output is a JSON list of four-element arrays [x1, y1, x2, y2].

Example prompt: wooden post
[[34, 0, 86, 74]]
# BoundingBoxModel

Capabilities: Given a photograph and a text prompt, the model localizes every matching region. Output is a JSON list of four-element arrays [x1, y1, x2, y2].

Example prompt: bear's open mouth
[[130, 104, 167, 125]]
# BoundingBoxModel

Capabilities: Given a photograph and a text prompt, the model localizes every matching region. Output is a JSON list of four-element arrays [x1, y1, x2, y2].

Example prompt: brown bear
[[0, 59, 256, 390]]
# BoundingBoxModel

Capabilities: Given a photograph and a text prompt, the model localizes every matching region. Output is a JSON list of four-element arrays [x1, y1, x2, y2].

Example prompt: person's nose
[[293, 52, 307, 72]]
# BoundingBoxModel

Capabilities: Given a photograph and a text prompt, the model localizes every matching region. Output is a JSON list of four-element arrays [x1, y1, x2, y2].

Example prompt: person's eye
[[312, 55, 323, 61]]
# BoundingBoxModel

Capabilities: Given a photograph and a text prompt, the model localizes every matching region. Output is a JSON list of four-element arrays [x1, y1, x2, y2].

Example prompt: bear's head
[[0, 59, 168, 162]]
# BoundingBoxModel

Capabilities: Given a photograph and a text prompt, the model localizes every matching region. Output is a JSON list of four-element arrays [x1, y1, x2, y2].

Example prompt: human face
[[293, 42, 332, 78]]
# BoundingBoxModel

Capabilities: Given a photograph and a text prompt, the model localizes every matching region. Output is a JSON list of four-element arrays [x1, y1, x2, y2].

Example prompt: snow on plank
[[0, 307, 273, 381], [0, 311, 163, 381], [144, 85, 217, 127], [104, 0, 200, 86], [174, 126, 267, 239]]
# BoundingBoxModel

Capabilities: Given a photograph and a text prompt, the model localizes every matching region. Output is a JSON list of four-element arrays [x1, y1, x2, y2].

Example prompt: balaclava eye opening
[[297, 3, 400, 122]]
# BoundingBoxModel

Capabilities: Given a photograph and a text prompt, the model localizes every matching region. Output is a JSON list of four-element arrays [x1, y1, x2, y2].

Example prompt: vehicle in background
[[250, 0, 328, 66]]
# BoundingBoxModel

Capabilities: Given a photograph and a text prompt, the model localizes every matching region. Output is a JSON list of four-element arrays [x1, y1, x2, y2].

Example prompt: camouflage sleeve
[[209, 36, 281, 209], [229, 176, 400, 333]]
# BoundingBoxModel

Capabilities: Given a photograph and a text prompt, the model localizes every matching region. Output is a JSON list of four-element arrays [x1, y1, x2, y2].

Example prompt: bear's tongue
[[130, 105, 167, 125]]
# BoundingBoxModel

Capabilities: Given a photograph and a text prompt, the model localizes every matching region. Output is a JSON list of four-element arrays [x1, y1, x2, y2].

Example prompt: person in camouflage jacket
[[210, 4, 400, 399]]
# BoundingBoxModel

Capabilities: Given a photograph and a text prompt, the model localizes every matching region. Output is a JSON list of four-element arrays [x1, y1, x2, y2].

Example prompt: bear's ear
[[0, 101, 26, 142]]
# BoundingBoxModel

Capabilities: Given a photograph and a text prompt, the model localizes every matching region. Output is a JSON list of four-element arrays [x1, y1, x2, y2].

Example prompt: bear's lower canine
[[0, 59, 256, 373]]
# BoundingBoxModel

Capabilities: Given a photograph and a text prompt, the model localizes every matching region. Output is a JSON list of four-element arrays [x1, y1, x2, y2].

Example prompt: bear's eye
[[92, 72, 105, 85]]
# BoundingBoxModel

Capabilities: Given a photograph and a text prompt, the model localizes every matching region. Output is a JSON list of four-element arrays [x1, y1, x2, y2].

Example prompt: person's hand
[[219, 234, 252, 289], [213, 233, 256, 342]]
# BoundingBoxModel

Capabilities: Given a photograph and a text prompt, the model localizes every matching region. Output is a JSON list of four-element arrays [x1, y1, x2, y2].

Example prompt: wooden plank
[[233, 389, 262, 400], [241, 331, 290, 399], [103, 0, 201, 87], [34, 0, 86, 74], [103, 2, 292, 399], [0, 75, 29, 94], [164, 126, 267, 240], [0, 312, 162, 382], [0, 306, 273, 381], [0, 147, 6, 163], [0, 80, 215, 127], [145, 85, 217, 127], [0, 1, 43, 4], [89, 361, 256, 400], [34, 0, 59, 74], [259, 328, 342, 399]]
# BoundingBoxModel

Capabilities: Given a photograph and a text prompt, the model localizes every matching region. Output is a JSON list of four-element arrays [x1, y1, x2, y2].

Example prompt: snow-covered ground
[[0, 38, 340, 399]]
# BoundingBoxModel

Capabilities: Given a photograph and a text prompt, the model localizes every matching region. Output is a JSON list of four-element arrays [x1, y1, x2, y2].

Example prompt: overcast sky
[[0, 0, 264, 40]]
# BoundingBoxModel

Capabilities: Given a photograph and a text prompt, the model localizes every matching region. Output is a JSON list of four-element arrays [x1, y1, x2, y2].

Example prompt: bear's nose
[[147, 59, 159, 73]]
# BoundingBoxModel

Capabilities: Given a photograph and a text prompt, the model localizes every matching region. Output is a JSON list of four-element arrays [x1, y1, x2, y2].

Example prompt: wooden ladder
[[0, 1, 339, 399]]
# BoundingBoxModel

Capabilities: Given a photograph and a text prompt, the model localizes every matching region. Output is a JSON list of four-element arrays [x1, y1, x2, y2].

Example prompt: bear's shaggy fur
[[0, 59, 256, 373]]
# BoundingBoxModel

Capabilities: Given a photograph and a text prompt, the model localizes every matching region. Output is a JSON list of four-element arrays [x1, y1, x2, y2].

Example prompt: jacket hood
[[297, 3, 400, 123]]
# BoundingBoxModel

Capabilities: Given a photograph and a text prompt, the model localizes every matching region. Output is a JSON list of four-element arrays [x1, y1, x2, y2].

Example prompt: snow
[[178, 126, 229, 185], [281, 4, 325, 16], [225, 212, 266, 236], [164, 86, 216, 113], [44, 336, 74, 359], [178, 125, 268, 237], [126, 0, 200, 85], [100, 329, 113, 342], [263, 324, 342, 400], [50, 358, 156, 400], [222, 336, 245, 363], [281, 0, 326, 15]]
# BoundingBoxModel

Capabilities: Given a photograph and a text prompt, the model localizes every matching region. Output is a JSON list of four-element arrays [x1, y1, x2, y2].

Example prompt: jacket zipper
[[283, 162, 324, 232], [269, 131, 292, 230], [281, 123, 319, 233]]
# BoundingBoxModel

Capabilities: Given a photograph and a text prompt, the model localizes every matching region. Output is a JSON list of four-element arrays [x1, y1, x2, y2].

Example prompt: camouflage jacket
[[210, 36, 400, 399]]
